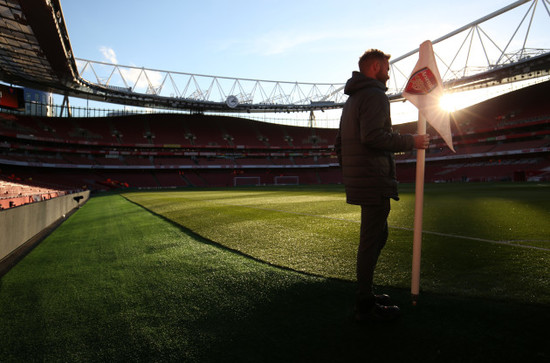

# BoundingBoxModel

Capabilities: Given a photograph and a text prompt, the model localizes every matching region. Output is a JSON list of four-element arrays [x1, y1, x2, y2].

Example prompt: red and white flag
[[403, 40, 455, 152]]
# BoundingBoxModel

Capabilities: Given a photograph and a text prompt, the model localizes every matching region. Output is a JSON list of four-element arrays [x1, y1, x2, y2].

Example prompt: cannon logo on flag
[[404, 67, 438, 95]]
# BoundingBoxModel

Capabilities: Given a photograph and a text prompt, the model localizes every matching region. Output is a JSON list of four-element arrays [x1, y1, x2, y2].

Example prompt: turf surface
[[123, 183, 550, 304], [0, 183, 549, 362]]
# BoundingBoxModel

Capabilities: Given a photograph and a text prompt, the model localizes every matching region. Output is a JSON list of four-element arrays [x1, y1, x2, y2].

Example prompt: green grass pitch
[[0, 183, 549, 361], [123, 183, 550, 303]]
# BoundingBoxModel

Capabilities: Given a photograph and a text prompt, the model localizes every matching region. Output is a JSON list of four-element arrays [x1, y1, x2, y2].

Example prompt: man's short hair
[[359, 49, 391, 72]]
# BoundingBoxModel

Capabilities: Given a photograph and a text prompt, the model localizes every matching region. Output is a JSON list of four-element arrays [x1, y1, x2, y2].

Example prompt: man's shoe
[[355, 303, 400, 323], [375, 294, 393, 306]]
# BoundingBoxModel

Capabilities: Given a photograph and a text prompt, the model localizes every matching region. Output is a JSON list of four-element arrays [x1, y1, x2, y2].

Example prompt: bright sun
[[438, 80, 542, 113], [439, 92, 475, 112]]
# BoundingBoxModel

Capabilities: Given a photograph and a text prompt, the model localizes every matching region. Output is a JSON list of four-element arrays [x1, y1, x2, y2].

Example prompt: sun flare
[[439, 92, 474, 112], [438, 80, 546, 113]]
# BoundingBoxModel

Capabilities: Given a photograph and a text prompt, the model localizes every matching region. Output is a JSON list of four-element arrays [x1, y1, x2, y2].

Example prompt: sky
[[57, 0, 549, 126]]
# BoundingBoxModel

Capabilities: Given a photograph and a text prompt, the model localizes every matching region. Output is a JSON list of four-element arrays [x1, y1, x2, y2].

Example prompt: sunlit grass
[[124, 183, 550, 304]]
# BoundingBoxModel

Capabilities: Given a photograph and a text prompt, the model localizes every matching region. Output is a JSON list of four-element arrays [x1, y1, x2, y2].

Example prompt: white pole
[[411, 112, 426, 305]]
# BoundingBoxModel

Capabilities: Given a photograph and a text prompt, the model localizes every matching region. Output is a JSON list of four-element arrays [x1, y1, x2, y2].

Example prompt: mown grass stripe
[[178, 197, 550, 251]]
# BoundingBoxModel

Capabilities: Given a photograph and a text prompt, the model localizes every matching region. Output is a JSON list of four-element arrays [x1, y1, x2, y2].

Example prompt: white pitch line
[[205, 200, 550, 252], [389, 226, 550, 251]]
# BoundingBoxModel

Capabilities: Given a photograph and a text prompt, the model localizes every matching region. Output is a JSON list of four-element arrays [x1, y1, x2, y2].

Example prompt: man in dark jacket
[[335, 49, 429, 322]]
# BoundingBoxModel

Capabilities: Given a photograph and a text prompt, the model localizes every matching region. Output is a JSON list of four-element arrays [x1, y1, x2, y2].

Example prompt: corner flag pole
[[411, 111, 426, 305], [404, 40, 454, 305]]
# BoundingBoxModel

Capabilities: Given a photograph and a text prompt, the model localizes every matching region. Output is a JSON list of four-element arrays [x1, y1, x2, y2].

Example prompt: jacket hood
[[344, 71, 387, 96]]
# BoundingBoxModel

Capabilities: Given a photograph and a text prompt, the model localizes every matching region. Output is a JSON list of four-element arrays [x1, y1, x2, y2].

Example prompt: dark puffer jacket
[[335, 71, 415, 205]]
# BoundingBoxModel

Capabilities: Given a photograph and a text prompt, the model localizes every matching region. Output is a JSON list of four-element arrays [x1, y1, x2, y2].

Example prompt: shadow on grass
[[185, 279, 550, 363]]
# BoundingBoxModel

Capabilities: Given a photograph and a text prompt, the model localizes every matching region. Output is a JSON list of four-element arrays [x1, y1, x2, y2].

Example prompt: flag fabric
[[402, 40, 455, 152]]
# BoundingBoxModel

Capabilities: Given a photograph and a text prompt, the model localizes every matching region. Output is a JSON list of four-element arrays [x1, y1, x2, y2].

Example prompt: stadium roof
[[0, 0, 79, 93], [0, 0, 344, 113], [0, 0, 549, 113]]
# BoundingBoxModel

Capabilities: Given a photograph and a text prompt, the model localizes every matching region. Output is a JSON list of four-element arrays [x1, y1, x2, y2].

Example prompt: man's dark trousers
[[357, 198, 391, 302]]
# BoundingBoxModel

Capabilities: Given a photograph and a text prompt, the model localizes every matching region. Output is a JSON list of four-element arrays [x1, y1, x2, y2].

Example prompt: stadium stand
[[0, 81, 548, 208], [0, 172, 79, 209]]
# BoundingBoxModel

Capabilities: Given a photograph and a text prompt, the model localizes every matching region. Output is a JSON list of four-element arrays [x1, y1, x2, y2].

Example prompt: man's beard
[[376, 70, 389, 84]]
